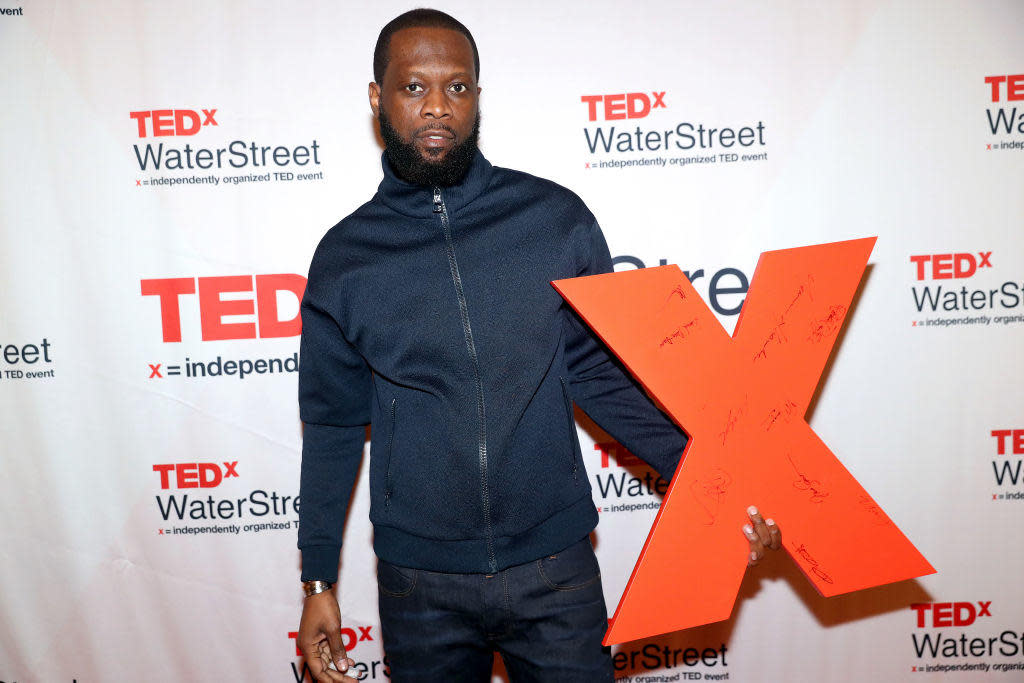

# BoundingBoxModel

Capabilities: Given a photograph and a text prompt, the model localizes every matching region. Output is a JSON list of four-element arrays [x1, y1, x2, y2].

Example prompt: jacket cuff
[[300, 545, 342, 583]]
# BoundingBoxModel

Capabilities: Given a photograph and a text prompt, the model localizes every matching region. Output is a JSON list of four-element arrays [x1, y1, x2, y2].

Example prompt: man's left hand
[[742, 505, 782, 567]]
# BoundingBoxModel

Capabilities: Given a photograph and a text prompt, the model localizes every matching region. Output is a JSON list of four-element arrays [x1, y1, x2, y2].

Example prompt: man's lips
[[416, 128, 455, 144]]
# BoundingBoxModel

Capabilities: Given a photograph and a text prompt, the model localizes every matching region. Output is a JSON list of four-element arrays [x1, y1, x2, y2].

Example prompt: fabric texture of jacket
[[298, 150, 687, 581]]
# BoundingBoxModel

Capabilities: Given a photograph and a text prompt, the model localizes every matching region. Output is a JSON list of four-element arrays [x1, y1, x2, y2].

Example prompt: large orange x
[[553, 237, 934, 645]]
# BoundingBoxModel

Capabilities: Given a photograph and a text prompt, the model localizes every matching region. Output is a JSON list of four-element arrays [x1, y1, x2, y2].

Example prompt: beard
[[378, 108, 481, 187]]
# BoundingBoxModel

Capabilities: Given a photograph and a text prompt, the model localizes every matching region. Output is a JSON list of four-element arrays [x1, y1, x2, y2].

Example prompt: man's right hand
[[297, 590, 360, 682]]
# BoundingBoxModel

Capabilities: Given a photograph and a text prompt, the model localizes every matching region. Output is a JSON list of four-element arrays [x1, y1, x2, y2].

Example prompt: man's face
[[369, 26, 481, 186]]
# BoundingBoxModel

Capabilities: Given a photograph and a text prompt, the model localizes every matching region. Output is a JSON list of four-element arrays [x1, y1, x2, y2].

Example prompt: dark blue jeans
[[377, 536, 614, 682]]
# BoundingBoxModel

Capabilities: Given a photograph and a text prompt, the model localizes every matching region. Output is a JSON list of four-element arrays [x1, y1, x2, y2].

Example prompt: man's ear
[[368, 81, 381, 117]]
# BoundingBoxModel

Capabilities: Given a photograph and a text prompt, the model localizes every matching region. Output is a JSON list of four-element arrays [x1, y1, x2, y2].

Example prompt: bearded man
[[295, 9, 781, 683]]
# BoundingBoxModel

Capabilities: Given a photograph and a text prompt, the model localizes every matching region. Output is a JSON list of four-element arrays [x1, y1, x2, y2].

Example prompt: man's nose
[[421, 88, 451, 118]]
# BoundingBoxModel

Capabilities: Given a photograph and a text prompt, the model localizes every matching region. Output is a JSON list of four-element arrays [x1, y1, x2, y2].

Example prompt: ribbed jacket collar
[[375, 149, 494, 218]]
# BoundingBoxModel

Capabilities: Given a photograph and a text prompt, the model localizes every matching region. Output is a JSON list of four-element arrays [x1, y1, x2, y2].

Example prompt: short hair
[[373, 8, 480, 84]]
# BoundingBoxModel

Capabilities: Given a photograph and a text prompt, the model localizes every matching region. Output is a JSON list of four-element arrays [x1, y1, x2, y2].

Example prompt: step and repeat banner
[[1, 1, 1022, 681]]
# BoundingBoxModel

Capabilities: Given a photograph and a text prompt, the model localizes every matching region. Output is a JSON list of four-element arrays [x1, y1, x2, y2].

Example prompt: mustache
[[413, 122, 457, 137]]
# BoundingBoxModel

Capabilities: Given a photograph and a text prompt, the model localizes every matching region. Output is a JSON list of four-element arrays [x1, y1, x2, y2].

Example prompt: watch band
[[303, 580, 333, 598]]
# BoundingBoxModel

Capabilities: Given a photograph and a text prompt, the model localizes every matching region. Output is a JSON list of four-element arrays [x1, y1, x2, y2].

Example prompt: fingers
[[746, 506, 772, 548], [742, 522, 765, 567], [311, 641, 361, 682], [301, 637, 348, 683], [326, 629, 350, 676], [316, 644, 360, 682], [766, 517, 782, 550], [743, 505, 782, 567]]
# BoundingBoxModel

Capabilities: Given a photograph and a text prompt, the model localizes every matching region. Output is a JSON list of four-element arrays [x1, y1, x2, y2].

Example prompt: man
[[296, 9, 781, 682]]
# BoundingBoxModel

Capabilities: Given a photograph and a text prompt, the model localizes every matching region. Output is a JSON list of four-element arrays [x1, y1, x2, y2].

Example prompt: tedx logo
[[288, 626, 375, 656], [910, 252, 992, 280], [130, 108, 218, 137], [153, 462, 240, 489], [581, 91, 666, 121], [984, 74, 1024, 102], [141, 274, 306, 342], [911, 601, 992, 628]]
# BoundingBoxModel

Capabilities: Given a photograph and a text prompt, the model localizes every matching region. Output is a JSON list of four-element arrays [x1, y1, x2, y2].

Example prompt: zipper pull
[[432, 187, 443, 213]]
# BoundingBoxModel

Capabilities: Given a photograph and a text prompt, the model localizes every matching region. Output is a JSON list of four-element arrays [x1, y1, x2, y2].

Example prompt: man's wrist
[[302, 580, 334, 598]]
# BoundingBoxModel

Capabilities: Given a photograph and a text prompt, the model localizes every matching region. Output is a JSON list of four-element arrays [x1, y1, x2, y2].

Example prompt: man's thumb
[[326, 630, 349, 672]]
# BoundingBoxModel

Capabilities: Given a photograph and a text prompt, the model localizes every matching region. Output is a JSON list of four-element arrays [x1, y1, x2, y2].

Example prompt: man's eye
[[449, 83, 467, 93], [405, 83, 423, 93]]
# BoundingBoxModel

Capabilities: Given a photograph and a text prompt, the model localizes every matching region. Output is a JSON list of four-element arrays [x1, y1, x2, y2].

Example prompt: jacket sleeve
[[297, 270, 372, 583], [563, 217, 688, 481]]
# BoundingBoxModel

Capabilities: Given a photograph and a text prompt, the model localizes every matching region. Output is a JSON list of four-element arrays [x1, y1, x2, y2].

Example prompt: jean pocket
[[537, 538, 602, 591], [377, 559, 417, 598]]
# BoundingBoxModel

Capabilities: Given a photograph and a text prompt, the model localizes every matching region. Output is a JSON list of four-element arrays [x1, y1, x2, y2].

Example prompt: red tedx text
[[288, 626, 375, 656], [130, 109, 218, 137], [594, 442, 642, 469], [911, 602, 992, 628], [991, 429, 1024, 455], [153, 462, 239, 490], [581, 92, 666, 121], [984, 75, 1024, 102], [910, 252, 992, 280], [141, 274, 306, 342]]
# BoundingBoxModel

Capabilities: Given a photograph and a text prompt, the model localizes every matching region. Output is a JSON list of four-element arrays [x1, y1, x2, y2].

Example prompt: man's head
[[369, 9, 481, 187]]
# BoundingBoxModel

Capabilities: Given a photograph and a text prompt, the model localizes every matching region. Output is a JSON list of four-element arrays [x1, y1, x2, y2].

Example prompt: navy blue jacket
[[298, 151, 687, 581]]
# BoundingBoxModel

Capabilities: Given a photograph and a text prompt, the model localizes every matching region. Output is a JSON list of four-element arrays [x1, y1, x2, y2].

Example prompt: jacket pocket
[[559, 377, 580, 481], [384, 397, 397, 507]]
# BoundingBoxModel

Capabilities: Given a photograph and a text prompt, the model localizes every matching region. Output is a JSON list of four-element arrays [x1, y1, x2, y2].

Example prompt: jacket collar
[[376, 149, 494, 218]]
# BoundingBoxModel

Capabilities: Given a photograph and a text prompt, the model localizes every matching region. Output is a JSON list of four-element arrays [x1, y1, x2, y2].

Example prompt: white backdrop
[[2, 1, 1023, 681]]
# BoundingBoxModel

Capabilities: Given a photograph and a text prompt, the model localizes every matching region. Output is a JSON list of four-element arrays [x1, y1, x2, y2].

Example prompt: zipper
[[560, 377, 580, 481], [433, 186, 497, 573], [384, 397, 397, 507]]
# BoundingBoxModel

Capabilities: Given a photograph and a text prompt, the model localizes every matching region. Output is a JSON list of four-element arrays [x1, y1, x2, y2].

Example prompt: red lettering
[[985, 75, 1006, 102], [627, 92, 651, 119], [932, 254, 953, 279], [583, 92, 666, 121], [953, 602, 976, 626], [604, 93, 627, 120], [953, 253, 976, 278], [153, 464, 175, 490], [358, 626, 373, 642], [978, 251, 992, 268], [129, 111, 151, 137], [141, 278, 196, 343], [288, 631, 301, 657], [1009, 74, 1024, 101], [148, 363, 162, 378], [152, 109, 175, 136], [910, 603, 931, 627], [594, 441, 641, 468], [223, 461, 239, 478], [932, 602, 953, 627], [175, 109, 201, 136], [198, 463, 222, 488], [909, 255, 930, 280], [977, 601, 992, 617], [992, 429, 1011, 455], [198, 275, 256, 341], [177, 463, 200, 489], [201, 108, 218, 126], [256, 274, 306, 338], [580, 95, 602, 122], [145, 273, 307, 341], [1014, 429, 1024, 454]]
